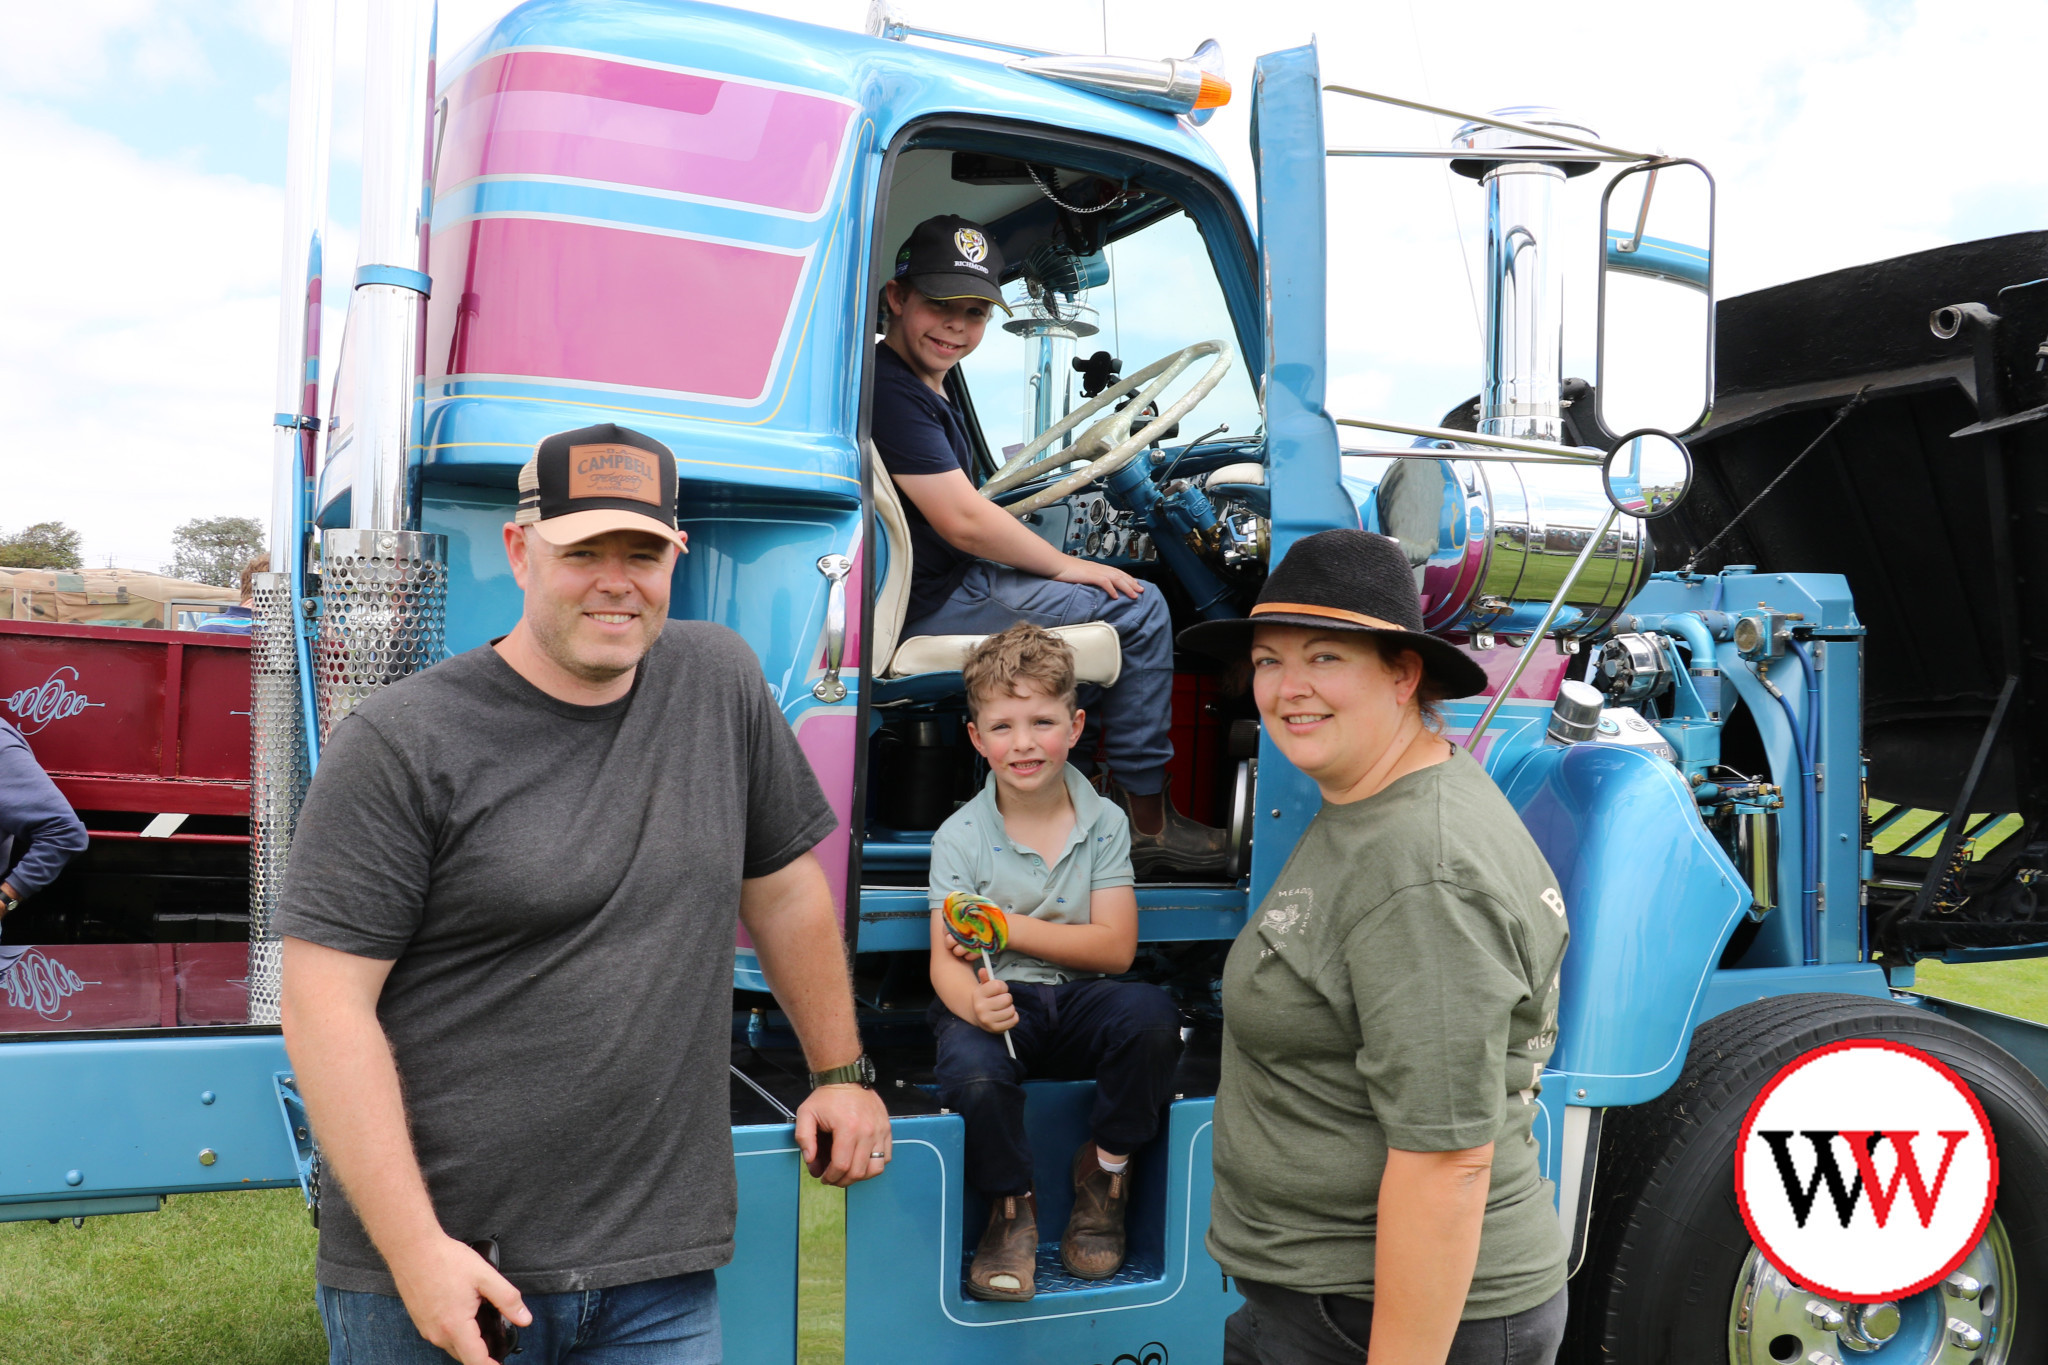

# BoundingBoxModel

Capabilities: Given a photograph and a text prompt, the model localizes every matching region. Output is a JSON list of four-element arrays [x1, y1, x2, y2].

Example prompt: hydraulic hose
[[1787, 638, 1827, 958], [1758, 660, 1818, 964]]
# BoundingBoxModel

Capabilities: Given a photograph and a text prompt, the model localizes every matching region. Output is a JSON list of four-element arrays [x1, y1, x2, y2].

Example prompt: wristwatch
[[808, 1054, 877, 1090]]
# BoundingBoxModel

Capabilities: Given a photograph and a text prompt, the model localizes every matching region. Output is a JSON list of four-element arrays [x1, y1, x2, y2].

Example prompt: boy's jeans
[[904, 562, 1174, 795], [929, 977, 1184, 1196], [317, 1270, 719, 1364]]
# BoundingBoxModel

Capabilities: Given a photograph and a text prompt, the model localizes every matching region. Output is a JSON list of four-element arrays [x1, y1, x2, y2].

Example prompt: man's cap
[[516, 423, 689, 552], [1177, 528, 1490, 698], [893, 215, 1013, 316]]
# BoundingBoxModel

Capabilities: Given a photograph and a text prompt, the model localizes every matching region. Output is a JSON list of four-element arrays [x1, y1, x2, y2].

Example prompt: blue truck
[[4, 3, 2046, 1363]]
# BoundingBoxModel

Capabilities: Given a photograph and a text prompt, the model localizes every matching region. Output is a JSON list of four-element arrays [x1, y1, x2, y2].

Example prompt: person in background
[[195, 553, 267, 633], [870, 214, 1228, 879], [0, 714, 90, 941], [1182, 529, 1571, 1365]]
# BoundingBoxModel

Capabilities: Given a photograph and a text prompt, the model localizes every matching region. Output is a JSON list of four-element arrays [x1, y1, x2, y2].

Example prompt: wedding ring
[[870, 1151, 886, 1159]]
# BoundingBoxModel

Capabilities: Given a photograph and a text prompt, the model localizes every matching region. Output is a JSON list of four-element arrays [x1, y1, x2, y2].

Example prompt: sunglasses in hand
[[468, 1239, 522, 1362]]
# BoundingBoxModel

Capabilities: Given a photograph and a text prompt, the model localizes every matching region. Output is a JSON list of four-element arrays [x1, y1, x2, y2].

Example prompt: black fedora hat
[[1178, 528, 1490, 698]]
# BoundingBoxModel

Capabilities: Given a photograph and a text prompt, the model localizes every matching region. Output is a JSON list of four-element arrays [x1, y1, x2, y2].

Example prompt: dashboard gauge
[[1086, 529, 1102, 557], [1101, 529, 1122, 558], [1089, 498, 1106, 524]]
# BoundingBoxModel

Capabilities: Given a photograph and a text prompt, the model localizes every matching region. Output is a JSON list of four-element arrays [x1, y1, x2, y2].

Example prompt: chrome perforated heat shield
[[314, 529, 448, 742], [248, 571, 308, 1025]]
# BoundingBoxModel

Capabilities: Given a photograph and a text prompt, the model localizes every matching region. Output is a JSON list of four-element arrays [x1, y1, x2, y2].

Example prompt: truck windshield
[[956, 208, 1261, 468]]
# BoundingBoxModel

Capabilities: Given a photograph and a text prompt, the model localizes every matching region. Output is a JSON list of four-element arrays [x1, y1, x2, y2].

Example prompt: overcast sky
[[5, 0, 2044, 571]]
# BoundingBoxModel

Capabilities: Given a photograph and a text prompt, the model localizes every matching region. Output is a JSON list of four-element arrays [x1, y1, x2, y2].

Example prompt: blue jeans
[[929, 977, 1183, 1196], [316, 1271, 719, 1364], [905, 562, 1173, 795]]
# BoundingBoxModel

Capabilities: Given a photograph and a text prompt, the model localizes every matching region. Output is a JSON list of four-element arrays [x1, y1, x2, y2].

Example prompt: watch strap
[[808, 1055, 875, 1089]]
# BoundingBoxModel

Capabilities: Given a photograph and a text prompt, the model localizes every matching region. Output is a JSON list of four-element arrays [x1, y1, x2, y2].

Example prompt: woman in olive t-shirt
[[1180, 530, 1571, 1365]]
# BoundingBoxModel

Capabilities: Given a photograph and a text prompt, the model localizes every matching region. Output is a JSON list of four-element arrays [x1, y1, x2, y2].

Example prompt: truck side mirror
[[1602, 429, 1693, 519], [1596, 159, 1715, 439]]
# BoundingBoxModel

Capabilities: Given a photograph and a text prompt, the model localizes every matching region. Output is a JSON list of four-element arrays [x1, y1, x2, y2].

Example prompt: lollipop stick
[[982, 948, 1017, 1059]]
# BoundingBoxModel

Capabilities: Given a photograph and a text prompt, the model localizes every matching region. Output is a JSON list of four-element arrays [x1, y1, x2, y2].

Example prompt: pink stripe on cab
[[426, 216, 804, 400], [441, 51, 852, 215]]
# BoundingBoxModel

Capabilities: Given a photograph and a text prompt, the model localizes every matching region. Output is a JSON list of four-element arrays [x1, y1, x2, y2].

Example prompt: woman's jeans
[[316, 1270, 719, 1364], [1222, 1279, 1567, 1365]]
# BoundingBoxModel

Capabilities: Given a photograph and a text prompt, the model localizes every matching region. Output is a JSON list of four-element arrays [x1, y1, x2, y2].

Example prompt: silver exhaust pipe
[[317, 0, 448, 734], [1453, 108, 1600, 444], [250, 0, 337, 1024]]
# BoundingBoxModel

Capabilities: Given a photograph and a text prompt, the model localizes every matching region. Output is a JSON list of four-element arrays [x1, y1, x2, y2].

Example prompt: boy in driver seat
[[870, 213, 1228, 878]]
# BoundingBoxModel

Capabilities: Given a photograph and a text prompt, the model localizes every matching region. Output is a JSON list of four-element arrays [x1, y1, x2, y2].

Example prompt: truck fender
[[1503, 741, 1752, 1108]]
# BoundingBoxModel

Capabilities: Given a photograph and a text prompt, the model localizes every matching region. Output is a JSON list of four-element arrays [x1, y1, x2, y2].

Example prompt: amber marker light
[[1010, 39, 1229, 121]]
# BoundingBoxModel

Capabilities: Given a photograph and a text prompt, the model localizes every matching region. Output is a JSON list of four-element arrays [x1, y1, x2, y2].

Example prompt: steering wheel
[[979, 340, 1233, 517]]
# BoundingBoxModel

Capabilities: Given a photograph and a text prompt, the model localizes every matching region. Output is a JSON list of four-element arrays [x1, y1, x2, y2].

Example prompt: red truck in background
[[0, 619, 253, 1031]]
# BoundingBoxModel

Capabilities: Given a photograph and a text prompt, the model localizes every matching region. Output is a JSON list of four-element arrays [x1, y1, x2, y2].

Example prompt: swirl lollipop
[[942, 893, 1016, 1058]]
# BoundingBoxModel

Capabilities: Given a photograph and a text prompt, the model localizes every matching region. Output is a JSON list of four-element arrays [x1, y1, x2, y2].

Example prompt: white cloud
[[0, 101, 279, 570]]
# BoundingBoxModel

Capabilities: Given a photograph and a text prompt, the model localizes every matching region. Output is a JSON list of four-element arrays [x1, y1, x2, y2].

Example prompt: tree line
[[0, 517, 266, 588]]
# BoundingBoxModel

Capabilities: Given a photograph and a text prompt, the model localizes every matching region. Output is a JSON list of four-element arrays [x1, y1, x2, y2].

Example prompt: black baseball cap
[[893, 215, 1012, 315], [516, 422, 689, 552]]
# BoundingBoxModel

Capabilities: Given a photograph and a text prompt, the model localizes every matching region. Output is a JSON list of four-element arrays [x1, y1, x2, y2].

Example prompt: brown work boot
[[966, 1191, 1038, 1301], [1104, 776, 1231, 880], [1060, 1144, 1131, 1280]]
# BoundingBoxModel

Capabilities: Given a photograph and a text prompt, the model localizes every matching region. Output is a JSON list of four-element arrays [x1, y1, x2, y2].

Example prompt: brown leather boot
[[966, 1191, 1037, 1301], [1103, 776, 1230, 880], [1060, 1144, 1131, 1279]]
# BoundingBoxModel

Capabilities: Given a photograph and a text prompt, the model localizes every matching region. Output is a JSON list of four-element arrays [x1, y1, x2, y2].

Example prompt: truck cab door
[[1246, 42, 1352, 905]]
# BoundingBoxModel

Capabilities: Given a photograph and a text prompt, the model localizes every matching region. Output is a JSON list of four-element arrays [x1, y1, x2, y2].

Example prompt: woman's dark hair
[[1366, 635, 1450, 733]]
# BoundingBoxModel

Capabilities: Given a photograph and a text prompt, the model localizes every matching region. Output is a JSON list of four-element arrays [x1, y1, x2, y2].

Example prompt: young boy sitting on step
[[927, 623, 1185, 1302]]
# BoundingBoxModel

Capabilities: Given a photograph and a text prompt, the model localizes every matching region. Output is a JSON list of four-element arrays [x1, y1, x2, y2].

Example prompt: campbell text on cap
[[893, 215, 1013, 316], [516, 423, 689, 552]]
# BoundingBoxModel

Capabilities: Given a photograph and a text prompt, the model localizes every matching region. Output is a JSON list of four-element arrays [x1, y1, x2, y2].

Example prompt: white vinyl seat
[[868, 440, 1122, 686]]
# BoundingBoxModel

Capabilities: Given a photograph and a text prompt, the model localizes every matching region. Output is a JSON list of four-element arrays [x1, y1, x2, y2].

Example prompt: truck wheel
[[1565, 992, 2048, 1365]]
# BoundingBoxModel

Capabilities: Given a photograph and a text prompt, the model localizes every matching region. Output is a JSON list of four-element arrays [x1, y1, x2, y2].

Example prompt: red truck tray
[[0, 619, 251, 816]]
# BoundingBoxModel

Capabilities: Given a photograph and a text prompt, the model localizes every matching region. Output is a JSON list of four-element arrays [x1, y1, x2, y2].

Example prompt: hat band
[[1249, 602, 1408, 633]]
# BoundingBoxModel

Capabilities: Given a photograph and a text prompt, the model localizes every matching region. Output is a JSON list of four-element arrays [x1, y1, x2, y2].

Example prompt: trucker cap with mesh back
[[516, 423, 689, 552]]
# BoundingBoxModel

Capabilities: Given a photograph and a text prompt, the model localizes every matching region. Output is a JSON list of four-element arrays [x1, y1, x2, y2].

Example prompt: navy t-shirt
[[871, 341, 980, 623]]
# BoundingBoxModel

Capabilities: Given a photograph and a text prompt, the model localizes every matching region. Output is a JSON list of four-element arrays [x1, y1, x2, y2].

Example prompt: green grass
[[0, 1177, 849, 1365], [6, 961, 2044, 1363], [798, 1176, 845, 1365], [1909, 955, 2048, 1026], [0, 1188, 323, 1365]]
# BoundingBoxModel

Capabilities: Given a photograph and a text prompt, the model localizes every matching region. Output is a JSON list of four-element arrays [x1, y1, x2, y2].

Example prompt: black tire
[[1564, 992, 2048, 1364]]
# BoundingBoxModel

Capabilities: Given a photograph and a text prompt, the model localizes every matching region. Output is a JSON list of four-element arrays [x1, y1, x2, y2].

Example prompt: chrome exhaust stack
[[250, 0, 337, 1024], [1452, 108, 1600, 444], [315, 0, 447, 745]]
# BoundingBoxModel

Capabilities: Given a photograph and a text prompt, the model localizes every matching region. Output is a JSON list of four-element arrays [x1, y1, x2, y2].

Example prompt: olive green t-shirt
[[1207, 746, 1570, 1320]]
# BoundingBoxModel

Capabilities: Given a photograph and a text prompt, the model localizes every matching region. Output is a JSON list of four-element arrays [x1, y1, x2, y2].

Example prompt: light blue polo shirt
[[927, 763, 1135, 985]]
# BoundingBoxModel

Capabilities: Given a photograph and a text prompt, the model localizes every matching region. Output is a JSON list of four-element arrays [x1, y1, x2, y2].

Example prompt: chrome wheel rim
[[1728, 1214, 2017, 1364]]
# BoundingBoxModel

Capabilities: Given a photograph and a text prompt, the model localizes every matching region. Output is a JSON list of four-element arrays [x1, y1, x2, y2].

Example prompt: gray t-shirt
[[1208, 746, 1569, 1320], [275, 624, 835, 1295]]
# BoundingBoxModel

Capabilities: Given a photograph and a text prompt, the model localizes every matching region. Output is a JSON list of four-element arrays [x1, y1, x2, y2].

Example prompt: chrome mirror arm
[[1333, 416, 1602, 465]]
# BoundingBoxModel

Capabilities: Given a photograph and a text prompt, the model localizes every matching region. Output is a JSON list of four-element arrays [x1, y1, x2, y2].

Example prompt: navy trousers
[[929, 977, 1183, 1196], [904, 562, 1174, 795]]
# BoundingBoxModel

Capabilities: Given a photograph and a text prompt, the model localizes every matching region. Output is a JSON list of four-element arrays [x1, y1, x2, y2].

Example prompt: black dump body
[[1655, 231, 2048, 953]]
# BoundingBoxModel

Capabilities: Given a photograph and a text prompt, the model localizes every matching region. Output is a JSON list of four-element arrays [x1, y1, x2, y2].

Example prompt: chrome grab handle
[[812, 554, 853, 703]]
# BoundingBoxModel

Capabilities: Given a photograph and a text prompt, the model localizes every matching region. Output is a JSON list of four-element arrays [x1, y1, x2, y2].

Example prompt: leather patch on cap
[[568, 444, 661, 505]]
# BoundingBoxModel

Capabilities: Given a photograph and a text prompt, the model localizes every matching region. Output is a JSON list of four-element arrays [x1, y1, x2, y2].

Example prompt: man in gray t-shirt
[[278, 423, 890, 1365]]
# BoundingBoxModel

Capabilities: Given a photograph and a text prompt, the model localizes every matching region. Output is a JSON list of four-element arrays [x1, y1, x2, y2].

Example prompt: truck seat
[[868, 441, 1121, 687]]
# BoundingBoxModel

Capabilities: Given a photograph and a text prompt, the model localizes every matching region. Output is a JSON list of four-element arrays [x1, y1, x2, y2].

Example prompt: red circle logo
[[1736, 1039, 1999, 1302]]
